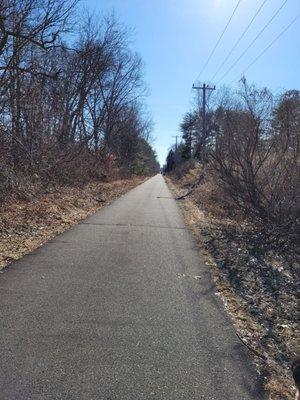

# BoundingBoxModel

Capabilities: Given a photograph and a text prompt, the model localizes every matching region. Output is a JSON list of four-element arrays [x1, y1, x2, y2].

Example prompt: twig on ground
[[175, 174, 204, 200], [236, 332, 267, 361]]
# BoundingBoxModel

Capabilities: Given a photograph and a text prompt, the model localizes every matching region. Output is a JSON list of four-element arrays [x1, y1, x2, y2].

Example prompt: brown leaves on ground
[[0, 177, 145, 270], [166, 175, 299, 400]]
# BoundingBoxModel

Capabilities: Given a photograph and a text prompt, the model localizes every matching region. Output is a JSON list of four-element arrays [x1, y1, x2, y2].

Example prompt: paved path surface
[[0, 174, 265, 399]]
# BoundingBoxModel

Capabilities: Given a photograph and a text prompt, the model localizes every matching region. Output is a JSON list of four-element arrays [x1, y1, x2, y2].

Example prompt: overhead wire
[[194, 0, 243, 83], [241, 13, 300, 77], [216, 0, 288, 84], [210, 0, 268, 82]]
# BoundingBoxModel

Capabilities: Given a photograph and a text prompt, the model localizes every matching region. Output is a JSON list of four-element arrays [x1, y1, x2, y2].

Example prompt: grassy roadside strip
[[166, 176, 297, 400], [0, 177, 146, 270]]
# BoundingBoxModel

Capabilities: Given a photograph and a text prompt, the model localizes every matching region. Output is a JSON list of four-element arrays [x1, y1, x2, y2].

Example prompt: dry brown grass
[[166, 175, 298, 400], [0, 177, 146, 270]]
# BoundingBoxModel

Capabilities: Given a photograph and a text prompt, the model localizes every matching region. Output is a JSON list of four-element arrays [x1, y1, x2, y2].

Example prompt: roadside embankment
[[166, 171, 298, 400]]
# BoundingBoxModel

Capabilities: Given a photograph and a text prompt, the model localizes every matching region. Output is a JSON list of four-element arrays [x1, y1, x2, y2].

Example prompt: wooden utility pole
[[172, 135, 179, 151], [192, 83, 216, 139]]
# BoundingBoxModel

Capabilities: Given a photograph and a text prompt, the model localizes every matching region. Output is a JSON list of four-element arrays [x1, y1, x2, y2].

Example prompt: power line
[[216, 0, 288, 84], [241, 13, 300, 76], [195, 0, 243, 82], [210, 0, 268, 82]]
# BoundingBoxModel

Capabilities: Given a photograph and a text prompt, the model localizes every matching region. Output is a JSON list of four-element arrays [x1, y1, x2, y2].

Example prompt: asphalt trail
[[0, 174, 265, 399]]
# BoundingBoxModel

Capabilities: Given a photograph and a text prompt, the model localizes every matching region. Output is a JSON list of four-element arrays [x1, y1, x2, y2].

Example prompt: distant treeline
[[0, 0, 159, 200], [166, 79, 299, 240]]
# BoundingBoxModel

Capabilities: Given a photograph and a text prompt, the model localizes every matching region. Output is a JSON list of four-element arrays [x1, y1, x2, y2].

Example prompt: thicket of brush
[[0, 1, 159, 202], [166, 79, 299, 245]]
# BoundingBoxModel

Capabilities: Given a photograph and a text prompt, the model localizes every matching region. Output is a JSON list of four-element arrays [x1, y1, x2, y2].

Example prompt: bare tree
[[0, 9, 159, 198], [211, 79, 299, 235]]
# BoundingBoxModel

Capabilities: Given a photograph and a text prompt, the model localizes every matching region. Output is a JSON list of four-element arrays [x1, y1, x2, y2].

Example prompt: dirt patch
[[166, 176, 298, 400], [0, 177, 146, 270]]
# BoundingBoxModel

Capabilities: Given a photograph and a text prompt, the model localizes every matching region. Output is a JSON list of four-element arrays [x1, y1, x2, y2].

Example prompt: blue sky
[[83, 0, 300, 165]]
